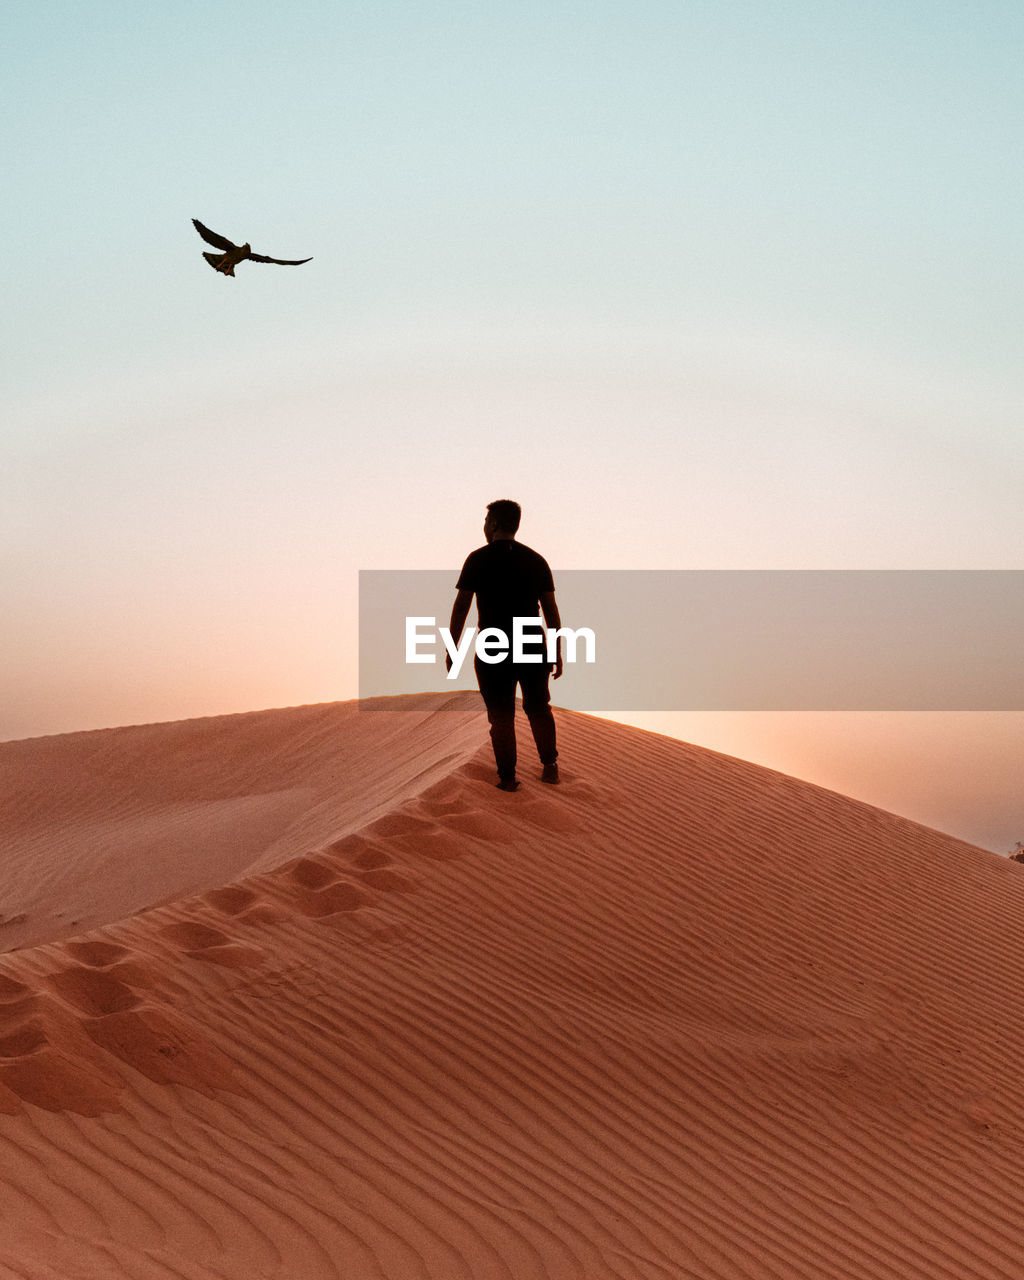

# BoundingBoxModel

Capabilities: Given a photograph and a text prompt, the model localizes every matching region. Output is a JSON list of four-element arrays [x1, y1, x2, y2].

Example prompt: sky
[[3, 0, 1022, 852]]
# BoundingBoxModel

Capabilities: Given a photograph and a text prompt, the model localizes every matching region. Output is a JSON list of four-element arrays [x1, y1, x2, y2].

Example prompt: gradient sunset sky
[[3, 1, 1021, 851]]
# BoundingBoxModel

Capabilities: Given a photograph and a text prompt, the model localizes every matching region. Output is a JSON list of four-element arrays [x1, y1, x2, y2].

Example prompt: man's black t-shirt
[[456, 541, 554, 644]]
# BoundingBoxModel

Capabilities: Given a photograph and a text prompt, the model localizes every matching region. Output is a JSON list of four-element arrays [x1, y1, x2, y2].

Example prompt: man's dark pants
[[474, 657, 558, 781]]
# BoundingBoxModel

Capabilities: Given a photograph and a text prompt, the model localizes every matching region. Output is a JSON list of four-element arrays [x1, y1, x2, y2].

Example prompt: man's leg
[[475, 658, 519, 783], [518, 665, 558, 768]]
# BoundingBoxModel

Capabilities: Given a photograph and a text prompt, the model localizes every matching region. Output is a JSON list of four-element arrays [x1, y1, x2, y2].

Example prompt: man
[[447, 500, 562, 792]]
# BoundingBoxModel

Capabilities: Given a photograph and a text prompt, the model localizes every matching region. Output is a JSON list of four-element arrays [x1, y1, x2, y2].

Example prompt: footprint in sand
[[266, 855, 375, 919], [203, 885, 257, 915], [63, 940, 130, 967], [294, 880, 373, 917], [381, 786, 517, 850], [283, 856, 339, 890], [201, 838, 423, 930], [158, 921, 265, 969], [415, 775, 473, 816], [2, 955, 245, 1114], [0, 971, 127, 1114], [323, 842, 421, 893], [0, 974, 32, 1006], [0, 993, 126, 1115], [57, 940, 162, 991], [350, 846, 391, 870], [457, 760, 497, 785], [323, 833, 379, 859], [366, 812, 437, 839], [46, 966, 141, 1016], [203, 885, 290, 927], [357, 810, 467, 863], [49, 962, 245, 1102]]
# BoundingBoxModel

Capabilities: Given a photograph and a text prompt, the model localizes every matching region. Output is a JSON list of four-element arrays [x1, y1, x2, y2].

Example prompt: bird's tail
[[202, 252, 235, 276]]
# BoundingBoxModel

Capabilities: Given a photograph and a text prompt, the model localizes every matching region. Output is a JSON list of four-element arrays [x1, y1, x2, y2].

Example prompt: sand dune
[[0, 696, 485, 952], [0, 694, 1022, 1279]]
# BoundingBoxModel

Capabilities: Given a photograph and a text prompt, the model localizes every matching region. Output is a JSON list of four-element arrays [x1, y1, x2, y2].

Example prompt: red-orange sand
[[0, 693, 1022, 1279]]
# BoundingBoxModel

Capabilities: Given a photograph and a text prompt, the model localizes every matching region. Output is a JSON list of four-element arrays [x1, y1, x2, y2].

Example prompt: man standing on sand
[[447, 500, 562, 792]]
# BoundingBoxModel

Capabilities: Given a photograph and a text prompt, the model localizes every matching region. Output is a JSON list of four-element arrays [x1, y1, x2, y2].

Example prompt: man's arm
[[446, 589, 474, 672], [539, 590, 563, 680]]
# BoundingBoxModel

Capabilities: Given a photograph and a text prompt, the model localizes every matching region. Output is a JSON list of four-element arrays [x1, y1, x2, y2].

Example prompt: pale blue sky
[[3, 1, 1022, 849], [5, 0, 1023, 396]]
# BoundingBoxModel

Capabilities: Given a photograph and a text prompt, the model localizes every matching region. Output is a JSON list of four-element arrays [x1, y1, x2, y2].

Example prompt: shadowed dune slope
[[0, 694, 485, 952], [1, 694, 1022, 1280]]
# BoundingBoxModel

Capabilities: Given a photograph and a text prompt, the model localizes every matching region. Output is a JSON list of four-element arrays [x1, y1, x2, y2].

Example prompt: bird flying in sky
[[191, 219, 313, 276]]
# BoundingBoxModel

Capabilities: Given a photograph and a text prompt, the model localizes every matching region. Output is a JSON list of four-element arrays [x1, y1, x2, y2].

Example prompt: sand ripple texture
[[1, 693, 1023, 1279]]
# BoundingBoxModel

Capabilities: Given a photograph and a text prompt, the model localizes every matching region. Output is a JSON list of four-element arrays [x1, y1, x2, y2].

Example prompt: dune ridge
[[0, 695, 486, 952], [0, 696, 1022, 1279]]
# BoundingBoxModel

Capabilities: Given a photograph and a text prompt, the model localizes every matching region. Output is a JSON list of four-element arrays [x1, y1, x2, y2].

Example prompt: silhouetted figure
[[191, 219, 313, 276], [448, 500, 562, 791]]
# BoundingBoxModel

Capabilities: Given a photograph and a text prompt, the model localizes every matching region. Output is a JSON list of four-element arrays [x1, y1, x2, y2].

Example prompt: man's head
[[484, 499, 521, 543]]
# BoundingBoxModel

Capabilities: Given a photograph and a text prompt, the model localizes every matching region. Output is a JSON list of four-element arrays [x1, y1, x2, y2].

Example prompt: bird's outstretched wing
[[249, 253, 314, 266], [192, 219, 237, 251]]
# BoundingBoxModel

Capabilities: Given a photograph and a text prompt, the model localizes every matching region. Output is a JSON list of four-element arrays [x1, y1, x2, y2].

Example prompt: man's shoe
[[496, 777, 521, 792], [541, 763, 560, 784]]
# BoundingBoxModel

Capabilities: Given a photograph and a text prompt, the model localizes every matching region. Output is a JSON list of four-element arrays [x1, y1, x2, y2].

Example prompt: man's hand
[[446, 589, 473, 677], [540, 591, 563, 681]]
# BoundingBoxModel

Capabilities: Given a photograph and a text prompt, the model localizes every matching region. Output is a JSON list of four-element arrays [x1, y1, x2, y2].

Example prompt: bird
[[191, 218, 312, 276]]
